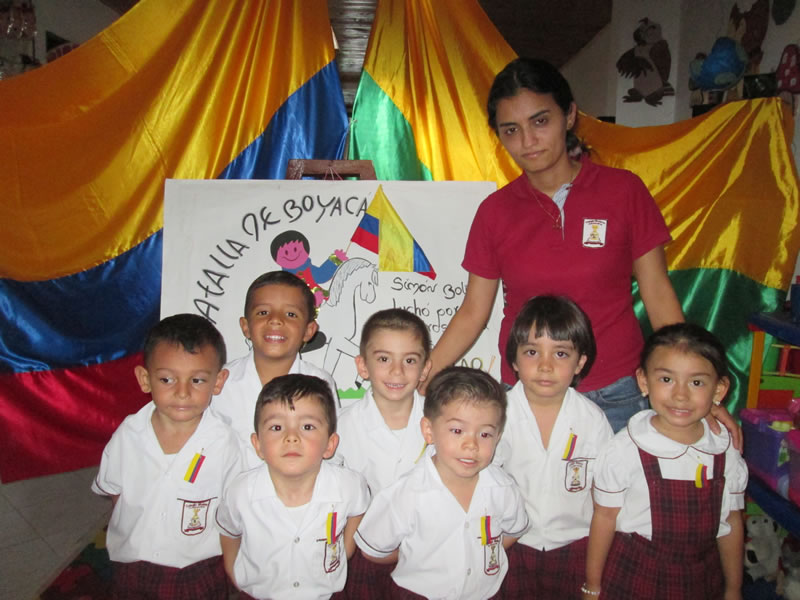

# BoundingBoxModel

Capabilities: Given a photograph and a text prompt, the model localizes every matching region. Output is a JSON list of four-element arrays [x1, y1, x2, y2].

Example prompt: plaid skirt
[[239, 589, 347, 600], [500, 537, 588, 600], [387, 579, 502, 600], [342, 549, 394, 599], [111, 555, 228, 600], [600, 532, 723, 600]]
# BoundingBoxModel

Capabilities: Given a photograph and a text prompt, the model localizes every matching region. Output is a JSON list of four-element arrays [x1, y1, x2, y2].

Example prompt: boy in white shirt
[[494, 295, 613, 600], [92, 313, 243, 599], [336, 308, 432, 492], [216, 373, 369, 600], [335, 308, 432, 594], [211, 270, 338, 467], [356, 367, 529, 600]]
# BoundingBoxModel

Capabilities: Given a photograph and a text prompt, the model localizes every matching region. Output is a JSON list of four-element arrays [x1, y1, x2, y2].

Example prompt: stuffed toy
[[778, 536, 800, 600], [744, 514, 783, 583]]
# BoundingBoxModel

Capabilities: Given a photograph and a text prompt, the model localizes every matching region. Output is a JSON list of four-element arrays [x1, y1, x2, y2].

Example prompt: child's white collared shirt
[[216, 461, 369, 600], [333, 388, 427, 492], [493, 383, 613, 550], [356, 451, 529, 599], [593, 409, 748, 539], [92, 403, 244, 568]]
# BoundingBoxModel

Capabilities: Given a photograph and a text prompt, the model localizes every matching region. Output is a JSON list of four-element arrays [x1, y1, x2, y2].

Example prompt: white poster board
[[161, 179, 502, 406]]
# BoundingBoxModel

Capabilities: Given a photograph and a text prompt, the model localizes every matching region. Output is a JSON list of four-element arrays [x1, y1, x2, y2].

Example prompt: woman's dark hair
[[640, 323, 729, 381], [487, 57, 582, 153], [506, 295, 596, 386]]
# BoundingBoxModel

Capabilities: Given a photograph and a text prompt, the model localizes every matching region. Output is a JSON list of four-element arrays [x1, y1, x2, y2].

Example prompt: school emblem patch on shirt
[[564, 459, 588, 492], [180, 498, 212, 535], [582, 219, 607, 247]]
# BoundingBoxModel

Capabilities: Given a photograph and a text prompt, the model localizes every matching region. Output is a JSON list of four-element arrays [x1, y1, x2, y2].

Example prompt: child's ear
[[419, 358, 433, 382], [574, 354, 588, 375], [239, 316, 251, 340], [134, 365, 152, 393], [714, 376, 731, 405], [355, 355, 370, 380], [302, 319, 318, 343], [323, 432, 339, 459], [420, 416, 435, 445], [213, 368, 230, 395], [635, 367, 649, 397], [251, 432, 265, 461]]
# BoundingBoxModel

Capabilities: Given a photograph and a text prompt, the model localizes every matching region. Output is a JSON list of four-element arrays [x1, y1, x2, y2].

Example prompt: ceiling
[[95, 0, 612, 112]]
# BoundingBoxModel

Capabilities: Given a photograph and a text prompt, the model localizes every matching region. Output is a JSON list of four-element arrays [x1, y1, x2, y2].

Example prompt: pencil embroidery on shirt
[[562, 433, 577, 460], [184, 451, 205, 483], [695, 463, 708, 488], [414, 442, 428, 463], [326, 511, 337, 544]]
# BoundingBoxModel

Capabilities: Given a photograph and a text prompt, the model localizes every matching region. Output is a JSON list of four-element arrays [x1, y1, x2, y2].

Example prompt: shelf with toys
[[743, 311, 800, 531]]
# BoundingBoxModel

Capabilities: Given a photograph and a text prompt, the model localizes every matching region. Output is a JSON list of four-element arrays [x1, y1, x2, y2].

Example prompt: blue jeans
[[583, 375, 647, 433]]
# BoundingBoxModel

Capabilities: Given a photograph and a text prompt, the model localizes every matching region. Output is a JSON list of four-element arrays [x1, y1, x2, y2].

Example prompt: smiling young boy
[[494, 295, 613, 600], [355, 367, 529, 599], [216, 374, 369, 600], [335, 308, 432, 492], [211, 270, 338, 466], [92, 314, 244, 599]]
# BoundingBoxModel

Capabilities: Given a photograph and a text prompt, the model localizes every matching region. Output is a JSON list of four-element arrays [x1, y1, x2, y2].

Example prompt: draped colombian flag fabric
[[0, 0, 348, 481], [349, 0, 800, 412]]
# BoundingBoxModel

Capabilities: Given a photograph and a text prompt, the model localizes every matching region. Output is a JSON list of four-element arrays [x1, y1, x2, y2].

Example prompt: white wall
[[565, 0, 799, 168], [562, 25, 617, 119], [33, 0, 120, 63]]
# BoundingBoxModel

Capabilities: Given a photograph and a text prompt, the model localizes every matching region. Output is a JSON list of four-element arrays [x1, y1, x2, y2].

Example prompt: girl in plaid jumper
[[583, 324, 747, 600]]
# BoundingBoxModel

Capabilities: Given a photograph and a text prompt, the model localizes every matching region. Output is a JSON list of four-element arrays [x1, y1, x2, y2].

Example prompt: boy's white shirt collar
[[627, 409, 731, 459], [361, 387, 424, 432], [252, 460, 343, 504]]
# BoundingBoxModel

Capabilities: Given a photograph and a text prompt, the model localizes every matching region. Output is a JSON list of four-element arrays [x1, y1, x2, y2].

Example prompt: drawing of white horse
[[310, 257, 378, 390]]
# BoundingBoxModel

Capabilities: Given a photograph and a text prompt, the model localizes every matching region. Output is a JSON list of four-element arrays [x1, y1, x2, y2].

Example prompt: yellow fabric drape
[[579, 100, 800, 291], [0, 0, 335, 281], [364, 0, 517, 184]]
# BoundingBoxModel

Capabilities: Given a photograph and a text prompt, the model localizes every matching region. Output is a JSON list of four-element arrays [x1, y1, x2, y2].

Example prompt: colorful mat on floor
[[38, 527, 112, 600]]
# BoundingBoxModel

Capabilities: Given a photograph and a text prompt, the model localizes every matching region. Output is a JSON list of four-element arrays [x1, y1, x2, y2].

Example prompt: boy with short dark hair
[[211, 270, 338, 466], [92, 313, 244, 599], [216, 374, 369, 600], [355, 367, 529, 599]]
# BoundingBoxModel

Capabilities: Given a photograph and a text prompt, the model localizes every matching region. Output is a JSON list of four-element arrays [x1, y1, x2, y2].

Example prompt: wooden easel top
[[285, 159, 377, 180]]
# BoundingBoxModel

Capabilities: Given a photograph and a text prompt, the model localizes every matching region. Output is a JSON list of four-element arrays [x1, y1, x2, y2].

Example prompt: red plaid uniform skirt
[[600, 448, 726, 599], [111, 555, 228, 600], [387, 578, 502, 599], [341, 549, 394, 599], [500, 536, 588, 599]]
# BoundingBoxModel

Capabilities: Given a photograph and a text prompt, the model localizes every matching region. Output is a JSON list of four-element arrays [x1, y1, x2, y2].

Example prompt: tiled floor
[[0, 467, 112, 600]]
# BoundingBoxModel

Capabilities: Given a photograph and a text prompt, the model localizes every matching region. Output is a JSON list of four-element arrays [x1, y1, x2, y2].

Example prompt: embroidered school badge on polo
[[582, 219, 607, 247], [180, 498, 212, 535], [184, 452, 205, 483], [565, 459, 588, 492]]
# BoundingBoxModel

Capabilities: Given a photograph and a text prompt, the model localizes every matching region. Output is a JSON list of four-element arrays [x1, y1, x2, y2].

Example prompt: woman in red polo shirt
[[428, 57, 735, 435]]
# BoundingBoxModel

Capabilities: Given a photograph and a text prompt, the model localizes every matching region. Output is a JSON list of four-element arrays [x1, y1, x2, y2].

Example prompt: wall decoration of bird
[[616, 18, 674, 107]]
